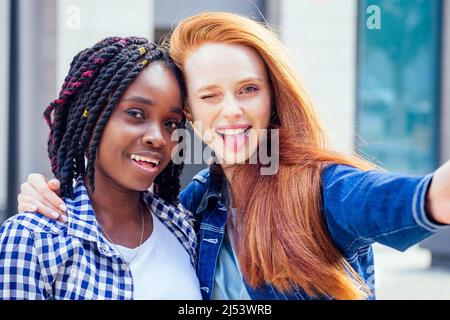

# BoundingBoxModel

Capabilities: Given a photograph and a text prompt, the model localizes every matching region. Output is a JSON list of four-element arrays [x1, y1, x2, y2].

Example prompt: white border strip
[[0, 0, 10, 220], [441, 1, 450, 163]]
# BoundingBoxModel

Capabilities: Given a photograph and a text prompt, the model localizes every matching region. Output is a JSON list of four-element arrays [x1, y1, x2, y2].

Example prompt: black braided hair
[[44, 36, 185, 204]]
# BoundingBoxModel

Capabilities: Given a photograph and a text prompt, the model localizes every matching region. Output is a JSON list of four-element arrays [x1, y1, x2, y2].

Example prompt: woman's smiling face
[[183, 43, 272, 165], [94, 61, 183, 192]]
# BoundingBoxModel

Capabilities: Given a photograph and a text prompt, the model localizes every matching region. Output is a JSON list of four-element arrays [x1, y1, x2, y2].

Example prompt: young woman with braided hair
[[0, 36, 201, 299], [15, 12, 450, 300]]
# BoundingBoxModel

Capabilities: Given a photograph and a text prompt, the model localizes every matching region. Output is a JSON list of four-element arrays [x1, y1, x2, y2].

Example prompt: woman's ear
[[183, 103, 193, 123]]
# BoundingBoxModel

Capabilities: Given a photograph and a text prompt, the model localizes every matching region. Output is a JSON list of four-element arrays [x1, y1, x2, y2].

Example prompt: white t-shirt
[[108, 212, 201, 300]]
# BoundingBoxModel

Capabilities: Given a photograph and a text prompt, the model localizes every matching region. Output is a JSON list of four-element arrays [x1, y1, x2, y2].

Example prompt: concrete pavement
[[373, 244, 450, 300]]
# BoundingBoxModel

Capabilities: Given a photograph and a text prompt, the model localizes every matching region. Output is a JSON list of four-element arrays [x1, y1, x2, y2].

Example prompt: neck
[[219, 164, 238, 211], [85, 172, 154, 248], [85, 175, 142, 229], [221, 164, 236, 183]]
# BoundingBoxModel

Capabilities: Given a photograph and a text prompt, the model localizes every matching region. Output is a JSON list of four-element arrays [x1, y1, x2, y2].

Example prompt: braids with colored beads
[[44, 36, 185, 204]]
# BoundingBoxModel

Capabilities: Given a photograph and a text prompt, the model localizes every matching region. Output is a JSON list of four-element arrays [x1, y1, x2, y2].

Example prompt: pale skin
[[17, 43, 450, 226]]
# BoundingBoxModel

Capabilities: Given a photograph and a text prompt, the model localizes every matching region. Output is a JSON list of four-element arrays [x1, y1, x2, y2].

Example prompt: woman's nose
[[221, 95, 244, 120], [141, 126, 167, 148]]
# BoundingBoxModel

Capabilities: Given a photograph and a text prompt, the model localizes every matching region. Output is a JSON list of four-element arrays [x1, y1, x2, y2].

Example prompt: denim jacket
[[179, 164, 448, 300]]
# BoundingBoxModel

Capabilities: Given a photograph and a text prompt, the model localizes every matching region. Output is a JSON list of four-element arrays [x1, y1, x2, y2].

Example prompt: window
[[357, 0, 442, 174]]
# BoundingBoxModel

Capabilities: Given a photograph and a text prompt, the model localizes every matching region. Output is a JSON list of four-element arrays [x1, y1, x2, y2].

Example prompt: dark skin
[[83, 62, 183, 248]]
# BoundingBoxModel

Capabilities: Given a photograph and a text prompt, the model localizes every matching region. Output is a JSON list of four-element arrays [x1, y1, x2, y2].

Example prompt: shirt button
[[121, 263, 129, 271], [99, 244, 109, 254]]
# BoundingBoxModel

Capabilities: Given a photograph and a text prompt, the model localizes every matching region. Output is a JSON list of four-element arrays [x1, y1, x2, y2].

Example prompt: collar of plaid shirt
[[64, 178, 198, 267]]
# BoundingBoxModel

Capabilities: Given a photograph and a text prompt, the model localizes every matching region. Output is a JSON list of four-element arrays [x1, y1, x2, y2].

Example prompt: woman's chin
[[124, 176, 155, 192], [134, 183, 154, 192]]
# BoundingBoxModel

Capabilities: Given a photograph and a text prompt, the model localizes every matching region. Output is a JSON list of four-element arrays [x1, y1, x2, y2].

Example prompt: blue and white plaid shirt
[[0, 178, 197, 300]]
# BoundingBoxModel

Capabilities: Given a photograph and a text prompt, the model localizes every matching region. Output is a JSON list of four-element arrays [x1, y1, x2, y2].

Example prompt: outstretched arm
[[322, 162, 450, 255], [425, 160, 450, 225]]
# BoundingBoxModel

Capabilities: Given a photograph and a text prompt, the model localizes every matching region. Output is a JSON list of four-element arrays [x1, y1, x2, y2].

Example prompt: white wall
[[17, 0, 57, 197], [15, 0, 154, 199], [279, 0, 358, 154], [0, 0, 9, 214], [154, 0, 265, 28], [57, 0, 154, 87]]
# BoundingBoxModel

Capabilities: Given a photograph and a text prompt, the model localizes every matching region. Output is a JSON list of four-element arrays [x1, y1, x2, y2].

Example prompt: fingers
[[27, 173, 66, 213], [48, 179, 61, 196], [19, 183, 67, 223], [17, 193, 64, 220], [17, 194, 37, 213]]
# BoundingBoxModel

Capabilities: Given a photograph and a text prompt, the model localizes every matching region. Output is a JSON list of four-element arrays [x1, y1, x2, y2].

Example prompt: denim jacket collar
[[196, 165, 229, 215]]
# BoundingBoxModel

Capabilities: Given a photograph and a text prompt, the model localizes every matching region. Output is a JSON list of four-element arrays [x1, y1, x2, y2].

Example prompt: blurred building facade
[[1, 0, 449, 255]]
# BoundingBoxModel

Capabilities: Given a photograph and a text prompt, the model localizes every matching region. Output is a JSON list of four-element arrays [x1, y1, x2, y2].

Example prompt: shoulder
[[1, 212, 67, 238], [321, 163, 378, 189], [180, 168, 210, 198], [0, 213, 52, 259], [322, 163, 364, 180], [0, 212, 74, 293], [192, 168, 211, 184], [179, 168, 210, 212]]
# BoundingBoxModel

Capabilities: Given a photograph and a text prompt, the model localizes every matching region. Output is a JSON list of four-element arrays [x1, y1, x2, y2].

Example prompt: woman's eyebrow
[[122, 96, 182, 115], [197, 84, 220, 93], [197, 78, 263, 93], [237, 77, 264, 85], [121, 96, 153, 105]]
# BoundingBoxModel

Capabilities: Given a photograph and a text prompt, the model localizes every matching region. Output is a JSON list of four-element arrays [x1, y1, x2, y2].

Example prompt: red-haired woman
[[16, 12, 450, 300]]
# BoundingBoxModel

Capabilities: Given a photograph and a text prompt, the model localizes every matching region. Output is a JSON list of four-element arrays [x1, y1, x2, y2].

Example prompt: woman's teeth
[[216, 128, 249, 138], [130, 154, 160, 167]]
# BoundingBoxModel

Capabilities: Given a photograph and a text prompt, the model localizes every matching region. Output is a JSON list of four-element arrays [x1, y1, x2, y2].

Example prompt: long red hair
[[169, 12, 374, 299]]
